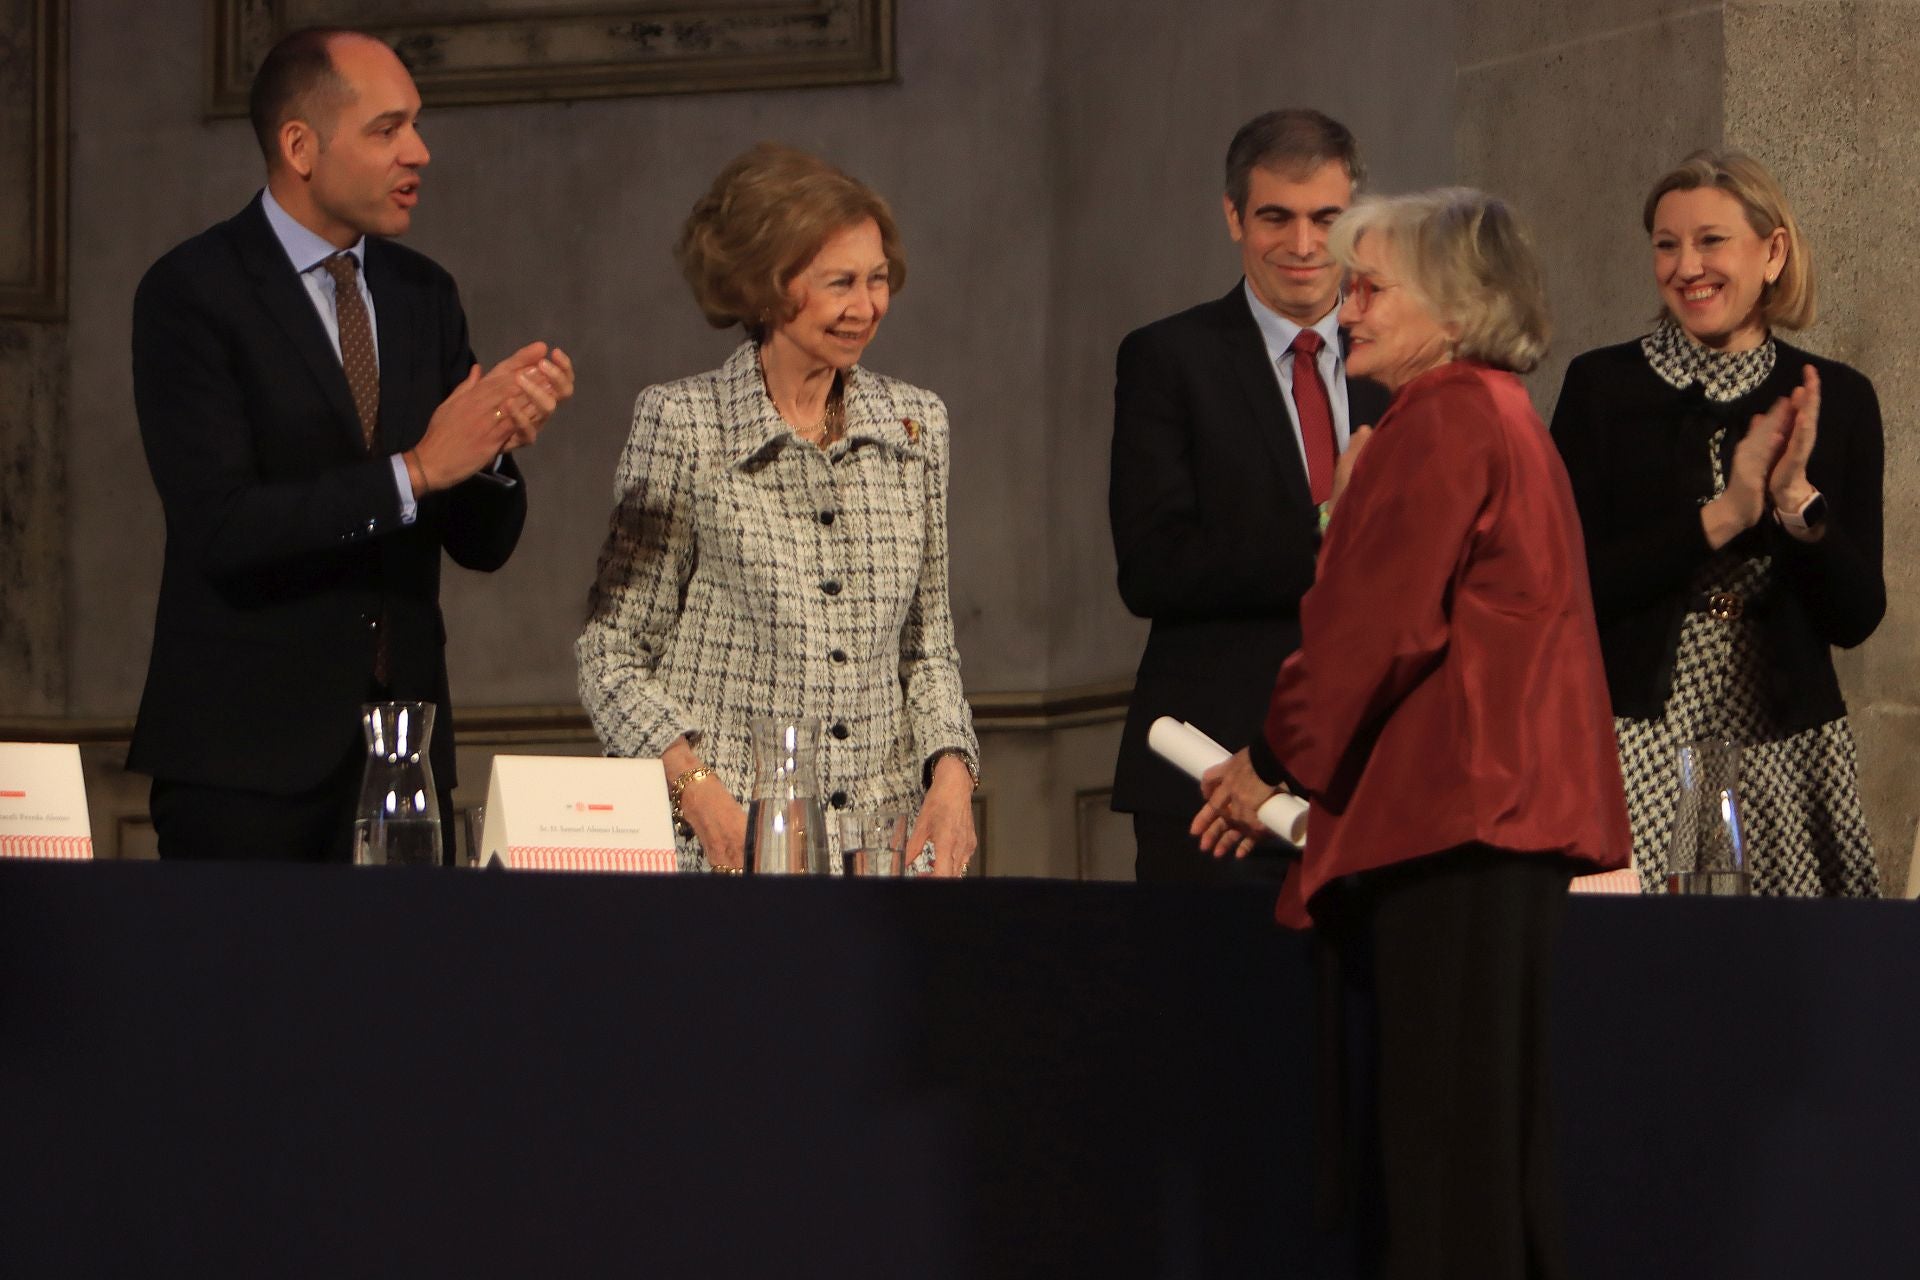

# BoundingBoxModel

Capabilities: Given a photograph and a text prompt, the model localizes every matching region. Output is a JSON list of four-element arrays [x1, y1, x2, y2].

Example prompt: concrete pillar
[[1727, 1, 1920, 896]]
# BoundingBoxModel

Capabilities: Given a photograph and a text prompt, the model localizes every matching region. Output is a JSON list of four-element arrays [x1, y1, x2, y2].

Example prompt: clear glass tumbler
[[836, 811, 910, 877], [1665, 739, 1748, 896]]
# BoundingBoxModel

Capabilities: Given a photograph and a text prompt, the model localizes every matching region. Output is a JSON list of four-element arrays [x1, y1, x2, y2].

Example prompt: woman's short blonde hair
[[1642, 150, 1814, 331], [1328, 188, 1550, 374], [675, 143, 907, 341]]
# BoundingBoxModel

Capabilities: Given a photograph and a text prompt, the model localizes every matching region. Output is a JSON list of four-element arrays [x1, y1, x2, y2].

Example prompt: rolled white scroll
[[1147, 717, 1309, 847]]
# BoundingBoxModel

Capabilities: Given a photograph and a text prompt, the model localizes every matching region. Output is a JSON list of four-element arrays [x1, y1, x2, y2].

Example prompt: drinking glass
[[836, 811, 910, 877], [1665, 739, 1749, 896]]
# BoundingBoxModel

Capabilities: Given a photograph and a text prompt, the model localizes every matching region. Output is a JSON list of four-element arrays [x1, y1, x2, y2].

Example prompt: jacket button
[[819, 510, 835, 526], [830, 790, 848, 809], [830, 648, 847, 664], [821, 580, 841, 596], [830, 722, 849, 740]]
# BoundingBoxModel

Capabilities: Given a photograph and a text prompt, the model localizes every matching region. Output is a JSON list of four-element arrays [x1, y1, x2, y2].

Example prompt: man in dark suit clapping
[[129, 27, 574, 861], [1109, 109, 1388, 883]]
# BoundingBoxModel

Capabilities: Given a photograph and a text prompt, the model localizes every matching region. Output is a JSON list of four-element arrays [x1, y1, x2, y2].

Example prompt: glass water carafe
[[1665, 739, 1748, 895], [353, 701, 443, 867], [744, 718, 828, 875]]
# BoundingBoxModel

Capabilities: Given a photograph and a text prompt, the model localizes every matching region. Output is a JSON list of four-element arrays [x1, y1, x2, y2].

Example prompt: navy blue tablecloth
[[1, 863, 1914, 1277]]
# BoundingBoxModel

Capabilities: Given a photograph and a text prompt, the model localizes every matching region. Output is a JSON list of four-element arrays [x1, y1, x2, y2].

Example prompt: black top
[[1550, 337, 1884, 728]]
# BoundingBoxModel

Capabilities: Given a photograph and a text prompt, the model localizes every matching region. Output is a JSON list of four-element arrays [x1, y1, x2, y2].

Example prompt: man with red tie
[[1109, 109, 1389, 883]]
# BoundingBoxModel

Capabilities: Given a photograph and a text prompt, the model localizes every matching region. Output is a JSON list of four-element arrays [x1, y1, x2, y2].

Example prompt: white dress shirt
[[1243, 279, 1355, 476], [260, 188, 419, 525]]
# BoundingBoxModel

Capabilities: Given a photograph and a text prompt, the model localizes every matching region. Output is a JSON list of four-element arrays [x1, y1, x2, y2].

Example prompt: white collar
[[1243, 278, 1341, 364], [261, 187, 367, 276]]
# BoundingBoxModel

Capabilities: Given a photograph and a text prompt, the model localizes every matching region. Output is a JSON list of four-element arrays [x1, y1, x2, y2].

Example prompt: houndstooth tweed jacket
[[576, 341, 978, 865]]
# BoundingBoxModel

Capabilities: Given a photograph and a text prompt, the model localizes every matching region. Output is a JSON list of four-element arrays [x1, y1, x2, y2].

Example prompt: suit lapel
[[229, 198, 369, 454], [1215, 287, 1316, 512], [363, 242, 419, 452]]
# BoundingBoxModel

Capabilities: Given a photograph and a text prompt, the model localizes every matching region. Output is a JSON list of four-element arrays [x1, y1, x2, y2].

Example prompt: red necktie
[[1289, 329, 1336, 504]]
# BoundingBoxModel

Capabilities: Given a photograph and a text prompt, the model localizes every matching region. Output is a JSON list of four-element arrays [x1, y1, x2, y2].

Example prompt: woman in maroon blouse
[[1195, 188, 1630, 1280]]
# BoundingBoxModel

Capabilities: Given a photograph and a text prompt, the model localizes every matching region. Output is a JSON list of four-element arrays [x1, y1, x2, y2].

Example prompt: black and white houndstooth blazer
[[576, 341, 978, 866]]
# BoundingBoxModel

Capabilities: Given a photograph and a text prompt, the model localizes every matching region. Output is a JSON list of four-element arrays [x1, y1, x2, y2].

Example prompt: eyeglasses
[[1345, 274, 1400, 312]]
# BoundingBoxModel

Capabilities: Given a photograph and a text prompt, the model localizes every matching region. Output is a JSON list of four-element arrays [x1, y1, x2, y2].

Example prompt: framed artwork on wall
[[206, 0, 896, 115], [0, 0, 67, 320]]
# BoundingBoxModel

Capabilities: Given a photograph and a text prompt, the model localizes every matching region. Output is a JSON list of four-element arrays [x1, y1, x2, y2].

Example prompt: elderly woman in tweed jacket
[[577, 144, 979, 875]]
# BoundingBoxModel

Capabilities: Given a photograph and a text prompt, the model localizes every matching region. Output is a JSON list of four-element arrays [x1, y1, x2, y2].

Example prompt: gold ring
[[493, 408, 505, 422]]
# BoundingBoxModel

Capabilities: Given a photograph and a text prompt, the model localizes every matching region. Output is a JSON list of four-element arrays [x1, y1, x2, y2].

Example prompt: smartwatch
[[1777, 490, 1827, 533]]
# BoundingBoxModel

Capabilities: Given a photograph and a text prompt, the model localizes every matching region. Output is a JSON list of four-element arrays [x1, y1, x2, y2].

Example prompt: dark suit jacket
[[1109, 283, 1390, 818], [1550, 337, 1883, 730], [128, 195, 526, 795]]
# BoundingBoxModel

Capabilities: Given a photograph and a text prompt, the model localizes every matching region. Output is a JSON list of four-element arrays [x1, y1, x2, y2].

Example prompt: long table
[[2, 863, 1915, 1277]]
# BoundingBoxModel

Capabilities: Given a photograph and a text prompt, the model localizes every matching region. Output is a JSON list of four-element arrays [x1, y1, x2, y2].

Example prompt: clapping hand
[[1767, 364, 1821, 538], [500, 346, 576, 451], [1703, 392, 1792, 550], [411, 343, 575, 494]]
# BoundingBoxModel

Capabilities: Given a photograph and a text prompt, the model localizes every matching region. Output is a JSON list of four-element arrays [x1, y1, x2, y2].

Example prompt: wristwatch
[[1777, 490, 1827, 533]]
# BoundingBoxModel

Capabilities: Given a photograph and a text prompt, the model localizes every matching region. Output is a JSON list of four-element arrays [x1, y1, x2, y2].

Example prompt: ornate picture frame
[[0, 0, 68, 320], [206, 0, 896, 116]]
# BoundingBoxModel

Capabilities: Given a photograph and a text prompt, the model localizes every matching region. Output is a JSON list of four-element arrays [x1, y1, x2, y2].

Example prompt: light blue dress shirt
[[260, 188, 419, 525], [1243, 279, 1355, 477]]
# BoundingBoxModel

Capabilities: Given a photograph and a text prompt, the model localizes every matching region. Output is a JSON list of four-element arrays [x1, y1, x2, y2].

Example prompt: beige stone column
[[1457, 0, 1919, 892], [1727, 1, 1920, 896]]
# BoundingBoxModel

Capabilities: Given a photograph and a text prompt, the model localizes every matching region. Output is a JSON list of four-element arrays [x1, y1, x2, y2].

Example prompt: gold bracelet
[[668, 765, 716, 818]]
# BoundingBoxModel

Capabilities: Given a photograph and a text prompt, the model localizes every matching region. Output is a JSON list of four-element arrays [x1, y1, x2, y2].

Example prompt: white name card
[[0, 743, 94, 860], [1570, 866, 1641, 895], [479, 755, 677, 874]]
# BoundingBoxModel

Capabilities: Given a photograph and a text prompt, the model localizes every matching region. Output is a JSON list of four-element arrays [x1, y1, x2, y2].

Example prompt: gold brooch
[[902, 417, 920, 442]]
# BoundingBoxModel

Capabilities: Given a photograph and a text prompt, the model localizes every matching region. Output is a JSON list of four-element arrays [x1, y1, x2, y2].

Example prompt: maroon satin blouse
[[1262, 360, 1631, 929]]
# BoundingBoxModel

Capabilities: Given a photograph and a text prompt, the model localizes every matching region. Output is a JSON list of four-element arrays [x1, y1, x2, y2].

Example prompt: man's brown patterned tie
[[322, 252, 379, 448]]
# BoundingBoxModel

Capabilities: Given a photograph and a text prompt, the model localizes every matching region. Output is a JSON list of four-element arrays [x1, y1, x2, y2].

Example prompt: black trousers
[[1132, 812, 1291, 886], [1317, 846, 1575, 1280], [152, 748, 456, 865]]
